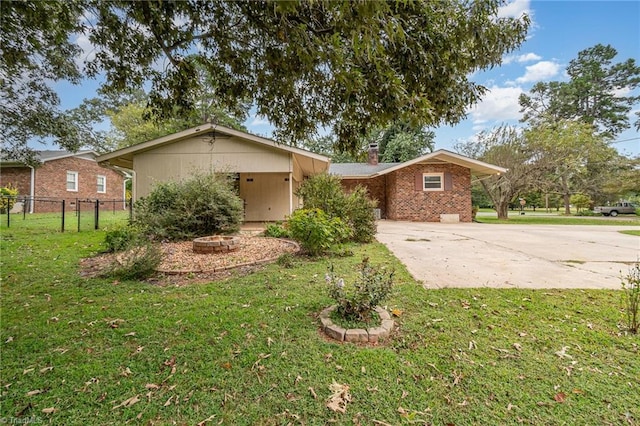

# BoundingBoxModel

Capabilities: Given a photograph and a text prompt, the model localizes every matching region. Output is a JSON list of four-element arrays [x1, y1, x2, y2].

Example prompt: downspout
[[29, 165, 35, 213]]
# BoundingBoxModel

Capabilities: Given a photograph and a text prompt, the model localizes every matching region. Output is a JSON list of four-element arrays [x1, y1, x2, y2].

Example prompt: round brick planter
[[192, 235, 241, 254], [319, 306, 394, 344]]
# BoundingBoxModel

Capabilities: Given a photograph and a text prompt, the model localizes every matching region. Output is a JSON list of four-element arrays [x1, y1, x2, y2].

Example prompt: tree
[[370, 122, 435, 163], [456, 126, 537, 219], [569, 193, 592, 213], [519, 44, 640, 137], [525, 121, 618, 214], [0, 1, 85, 164], [2, 0, 530, 161]]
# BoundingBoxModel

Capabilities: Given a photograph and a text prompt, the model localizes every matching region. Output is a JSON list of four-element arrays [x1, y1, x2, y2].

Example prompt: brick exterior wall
[[0, 157, 125, 213], [386, 163, 472, 222], [340, 175, 388, 218]]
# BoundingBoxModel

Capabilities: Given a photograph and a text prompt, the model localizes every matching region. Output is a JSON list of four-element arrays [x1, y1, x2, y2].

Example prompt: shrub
[[621, 262, 640, 334], [296, 173, 377, 242], [264, 222, 290, 238], [101, 242, 163, 280], [104, 224, 143, 252], [276, 252, 296, 268], [0, 183, 18, 213], [132, 172, 243, 241], [287, 208, 351, 256], [326, 257, 394, 322]]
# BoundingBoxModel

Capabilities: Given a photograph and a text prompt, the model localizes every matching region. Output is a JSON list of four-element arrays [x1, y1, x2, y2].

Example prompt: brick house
[[330, 145, 507, 222], [0, 151, 127, 213]]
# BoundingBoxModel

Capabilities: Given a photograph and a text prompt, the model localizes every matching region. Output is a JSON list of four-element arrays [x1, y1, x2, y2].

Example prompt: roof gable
[[330, 149, 507, 178]]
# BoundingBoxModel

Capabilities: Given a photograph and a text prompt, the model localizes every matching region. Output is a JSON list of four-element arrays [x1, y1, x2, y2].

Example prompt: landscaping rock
[[345, 329, 369, 343], [325, 324, 346, 341]]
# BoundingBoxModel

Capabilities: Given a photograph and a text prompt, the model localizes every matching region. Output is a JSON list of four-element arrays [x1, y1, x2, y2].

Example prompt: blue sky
[[57, 0, 640, 156]]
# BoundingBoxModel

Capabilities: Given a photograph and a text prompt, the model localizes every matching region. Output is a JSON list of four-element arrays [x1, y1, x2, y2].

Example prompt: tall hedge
[[132, 172, 243, 241]]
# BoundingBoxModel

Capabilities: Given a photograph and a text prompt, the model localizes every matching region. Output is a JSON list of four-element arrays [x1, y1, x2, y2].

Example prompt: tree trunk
[[561, 176, 571, 215], [496, 202, 509, 219]]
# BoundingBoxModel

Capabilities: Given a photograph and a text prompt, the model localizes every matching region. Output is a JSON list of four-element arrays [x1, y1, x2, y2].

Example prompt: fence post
[[95, 199, 99, 230], [61, 200, 65, 232], [129, 197, 133, 222]]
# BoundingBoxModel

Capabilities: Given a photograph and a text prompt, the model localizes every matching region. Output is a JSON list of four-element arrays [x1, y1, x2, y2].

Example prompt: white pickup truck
[[593, 202, 637, 217]]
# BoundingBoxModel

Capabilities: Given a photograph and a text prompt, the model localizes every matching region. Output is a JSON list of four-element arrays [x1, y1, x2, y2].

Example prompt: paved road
[[375, 221, 640, 289]]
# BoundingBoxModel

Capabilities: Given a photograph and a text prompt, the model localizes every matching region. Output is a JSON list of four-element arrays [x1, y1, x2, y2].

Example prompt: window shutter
[[444, 172, 453, 190], [415, 173, 423, 191]]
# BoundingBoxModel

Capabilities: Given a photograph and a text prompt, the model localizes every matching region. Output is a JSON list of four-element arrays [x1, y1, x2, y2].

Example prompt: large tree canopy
[[2, 0, 529, 163], [519, 44, 640, 138]]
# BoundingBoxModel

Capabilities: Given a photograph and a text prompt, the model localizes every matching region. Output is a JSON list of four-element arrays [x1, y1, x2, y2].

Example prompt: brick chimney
[[368, 143, 379, 165]]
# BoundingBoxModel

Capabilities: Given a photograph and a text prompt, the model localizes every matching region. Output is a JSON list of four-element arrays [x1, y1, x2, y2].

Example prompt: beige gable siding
[[133, 136, 291, 198]]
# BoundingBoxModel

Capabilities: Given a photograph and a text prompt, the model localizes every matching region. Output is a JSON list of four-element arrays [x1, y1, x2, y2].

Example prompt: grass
[[620, 230, 640, 237], [1, 219, 639, 424], [476, 212, 640, 226]]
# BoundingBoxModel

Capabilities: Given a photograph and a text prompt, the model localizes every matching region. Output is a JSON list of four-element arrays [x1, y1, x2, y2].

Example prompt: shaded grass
[[620, 230, 640, 237], [1, 225, 638, 425], [477, 214, 640, 226]]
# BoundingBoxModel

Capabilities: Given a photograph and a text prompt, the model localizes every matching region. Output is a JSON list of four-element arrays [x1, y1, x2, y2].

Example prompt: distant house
[[96, 123, 506, 223], [330, 144, 507, 222], [0, 151, 127, 213], [96, 124, 329, 222]]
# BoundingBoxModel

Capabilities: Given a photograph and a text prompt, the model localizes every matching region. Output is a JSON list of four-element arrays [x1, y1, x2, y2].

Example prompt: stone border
[[193, 235, 242, 253], [156, 237, 300, 275], [319, 305, 394, 343]]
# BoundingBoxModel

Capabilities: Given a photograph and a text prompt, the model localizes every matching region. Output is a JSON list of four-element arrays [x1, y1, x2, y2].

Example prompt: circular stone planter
[[193, 235, 241, 254], [319, 306, 394, 343]]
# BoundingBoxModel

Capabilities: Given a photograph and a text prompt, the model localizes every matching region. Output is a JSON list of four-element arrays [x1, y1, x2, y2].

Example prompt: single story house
[[330, 144, 507, 222], [96, 123, 506, 223], [0, 150, 127, 213], [96, 123, 329, 222]]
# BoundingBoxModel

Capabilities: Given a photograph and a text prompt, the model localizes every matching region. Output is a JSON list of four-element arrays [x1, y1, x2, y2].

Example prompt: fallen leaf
[[145, 383, 160, 390], [221, 362, 232, 370], [513, 343, 522, 352], [26, 389, 44, 396], [164, 396, 173, 407], [42, 407, 56, 414], [391, 308, 403, 317], [553, 392, 566, 403], [120, 367, 132, 377], [401, 390, 408, 399], [124, 332, 136, 337], [294, 375, 303, 385], [572, 389, 585, 395], [361, 366, 366, 374], [197, 415, 216, 426], [23, 368, 34, 375], [555, 346, 572, 359], [267, 337, 274, 347], [133, 346, 144, 354], [309, 387, 317, 399], [113, 394, 140, 410], [40, 366, 53, 373], [5, 336, 13, 343], [326, 381, 351, 413], [507, 403, 517, 411]]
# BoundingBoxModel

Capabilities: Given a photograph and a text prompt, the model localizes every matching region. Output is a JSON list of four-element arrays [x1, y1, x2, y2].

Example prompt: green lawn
[[1, 222, 638, 424], [476, 211, 640, 226]]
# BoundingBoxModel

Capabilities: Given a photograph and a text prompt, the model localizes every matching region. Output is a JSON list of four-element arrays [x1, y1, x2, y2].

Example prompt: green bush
[[287, 208, 351, 256], [101, 242, 163, 280], [326, 257, 394, 322], [295, 173, 377, 242], [104, 224, 143, 252], [263, 222, 290, 238], [132, 173, 243, 241], [0, 183, 18, 213]]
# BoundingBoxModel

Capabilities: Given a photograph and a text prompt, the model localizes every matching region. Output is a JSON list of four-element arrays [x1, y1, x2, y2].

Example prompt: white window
[[423, 173, 444, 191], [66, 171, 78, 192], [97, 175, 106, 193]]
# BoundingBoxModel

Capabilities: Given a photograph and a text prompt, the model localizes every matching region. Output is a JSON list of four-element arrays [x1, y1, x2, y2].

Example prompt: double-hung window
[[66, 171, 78, 192], [97, 175, 106, 193], [422, 173, 444, 191]]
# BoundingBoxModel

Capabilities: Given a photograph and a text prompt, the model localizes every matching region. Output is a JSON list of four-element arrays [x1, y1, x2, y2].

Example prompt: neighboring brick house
[[0, 151, 127, 213], [330, 145, 506, 222]]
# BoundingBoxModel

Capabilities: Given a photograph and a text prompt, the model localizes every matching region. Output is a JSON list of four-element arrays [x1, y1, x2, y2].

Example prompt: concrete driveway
[[375, 221, 640, 289]]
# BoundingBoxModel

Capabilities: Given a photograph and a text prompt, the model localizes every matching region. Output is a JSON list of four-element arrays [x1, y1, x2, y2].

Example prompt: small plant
[[104, 224, 142, 252], [276, 252, 296, 268], [621, 262, 640, 334], [326, 257, 394, 322], [264, 222, 290, 238], [101, 242, 163, 280], [287, 208, 351, 256]]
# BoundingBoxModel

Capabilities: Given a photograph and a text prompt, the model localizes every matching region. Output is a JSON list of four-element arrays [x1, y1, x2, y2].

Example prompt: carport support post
[[6, 198, 9, 228]]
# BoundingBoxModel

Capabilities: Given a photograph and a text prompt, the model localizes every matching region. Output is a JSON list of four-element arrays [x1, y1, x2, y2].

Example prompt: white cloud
[[498, 0, 531, 18], [469, 85, 524, 124], [249, 115, 270, 126], [515, 61, 560, 83], [503, 52, 542, 65]]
